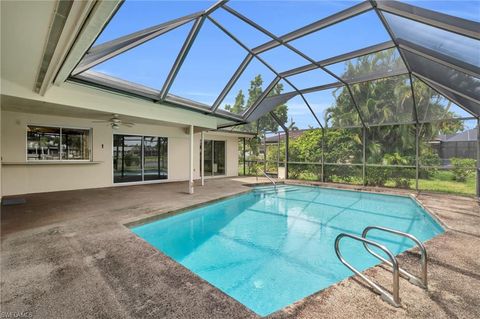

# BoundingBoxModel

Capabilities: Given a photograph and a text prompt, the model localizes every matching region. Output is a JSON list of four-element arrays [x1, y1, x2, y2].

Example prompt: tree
[[228, 75, 289, 158], [325, 49, 464, 163]]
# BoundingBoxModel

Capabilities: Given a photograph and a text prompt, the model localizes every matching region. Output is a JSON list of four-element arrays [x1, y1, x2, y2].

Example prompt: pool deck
[[1, 177, 479, 319]]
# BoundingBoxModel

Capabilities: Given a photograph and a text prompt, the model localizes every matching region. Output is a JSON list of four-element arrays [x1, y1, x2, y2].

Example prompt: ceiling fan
[[92, 114, 135, 130]]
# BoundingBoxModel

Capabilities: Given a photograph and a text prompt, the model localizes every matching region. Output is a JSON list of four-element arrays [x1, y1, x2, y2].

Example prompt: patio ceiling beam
[[413, 73, 479, 117], [376, 0, 480, 40], [159, 16, 206, 100], [248, 1, 373, 54], [279, 40, 396, 78], [72, 11, 202, 75], [220, 6, 359, 128], [206, 16, 324, 129], [211, 53, 254, 112]]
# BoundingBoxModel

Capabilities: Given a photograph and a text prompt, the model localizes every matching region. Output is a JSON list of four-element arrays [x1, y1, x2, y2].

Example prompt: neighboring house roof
[[436, 127, 478, 142], [264, 129, 309, 143]]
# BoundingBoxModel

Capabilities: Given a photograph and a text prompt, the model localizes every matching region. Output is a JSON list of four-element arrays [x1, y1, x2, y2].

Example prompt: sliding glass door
[[202, 140, 225, 177], [144, 136, 168, 181], [114, 135, 168, 183]]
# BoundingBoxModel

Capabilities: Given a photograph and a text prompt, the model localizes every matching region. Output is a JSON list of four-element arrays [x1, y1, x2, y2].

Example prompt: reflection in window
[[61, 128, 91, 160], [113, 135, 168, 183], [27, 126, 90, 161], [201, 140, 225, 176], [144, 136, 168, 181]]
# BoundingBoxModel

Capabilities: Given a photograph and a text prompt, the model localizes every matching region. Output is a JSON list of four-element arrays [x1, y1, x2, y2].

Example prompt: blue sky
[[91, 0, 479, 128]]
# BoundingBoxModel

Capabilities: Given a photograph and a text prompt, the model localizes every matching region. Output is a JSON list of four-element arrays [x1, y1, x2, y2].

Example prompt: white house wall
[[1, 110, 239, 196]]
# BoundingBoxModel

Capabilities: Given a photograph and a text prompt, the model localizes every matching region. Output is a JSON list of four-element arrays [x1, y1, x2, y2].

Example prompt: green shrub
[[325, 165, 361, 184], [365, 153, 415, 188], [451, 158, 476, 182], [419, 148, 441, 179], [366, 167, 389, 186]]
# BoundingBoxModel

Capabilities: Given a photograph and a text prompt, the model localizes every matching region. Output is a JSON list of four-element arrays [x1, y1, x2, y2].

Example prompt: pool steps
[[335, 226, 428, 307]]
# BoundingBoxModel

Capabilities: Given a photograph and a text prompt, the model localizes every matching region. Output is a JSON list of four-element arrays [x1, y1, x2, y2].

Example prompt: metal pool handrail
[[362, 226, 428, 289], [257, 167, 276, 189], [335, 233, 401, 307]]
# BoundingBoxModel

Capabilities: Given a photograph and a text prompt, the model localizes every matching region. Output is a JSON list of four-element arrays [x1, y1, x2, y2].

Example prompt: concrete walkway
[[1, 178, 479, 318]]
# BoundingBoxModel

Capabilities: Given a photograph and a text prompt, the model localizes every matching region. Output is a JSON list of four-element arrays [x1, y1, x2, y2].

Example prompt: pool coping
[[123, 188, 253, 228]]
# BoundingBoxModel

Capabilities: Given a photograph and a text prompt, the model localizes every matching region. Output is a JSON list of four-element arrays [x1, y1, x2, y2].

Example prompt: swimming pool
[[131, 185, 444, 316]]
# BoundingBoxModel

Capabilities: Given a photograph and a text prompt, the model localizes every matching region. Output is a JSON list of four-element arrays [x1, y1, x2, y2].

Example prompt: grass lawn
[[239, 165, 476, 197], [416, 170, 476, 196]]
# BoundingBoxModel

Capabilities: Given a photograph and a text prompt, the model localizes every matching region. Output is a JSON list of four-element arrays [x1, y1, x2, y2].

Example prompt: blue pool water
[[131, 185, 443, 316]]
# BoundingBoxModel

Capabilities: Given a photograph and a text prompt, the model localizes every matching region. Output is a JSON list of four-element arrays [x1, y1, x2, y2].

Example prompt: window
[[201, 140, 225, 176], [113, 135, 168, 183], [27, 126, 91, 161]]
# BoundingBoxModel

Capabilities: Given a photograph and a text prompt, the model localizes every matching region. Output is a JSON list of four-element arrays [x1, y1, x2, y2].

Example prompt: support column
[[189, 125, 194, 194], [285, 131, 289, 180], [416, 123, 420, 192], [477, 118, 479, 199], [363, 127, 366, 186], [201, 131, 205, 186], [263, 132, 267, 173], [321, 128, 325, 183], [243, 137, 246, 175]]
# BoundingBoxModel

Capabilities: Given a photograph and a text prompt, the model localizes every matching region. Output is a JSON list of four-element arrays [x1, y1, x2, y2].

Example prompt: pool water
[[131, 185, 444, 316]]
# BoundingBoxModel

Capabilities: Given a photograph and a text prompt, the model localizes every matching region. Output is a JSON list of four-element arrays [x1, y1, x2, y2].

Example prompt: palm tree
[[324, 48, 463, 161]]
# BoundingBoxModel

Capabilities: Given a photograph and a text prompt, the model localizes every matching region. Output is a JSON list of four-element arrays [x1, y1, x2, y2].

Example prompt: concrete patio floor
[[1, 177, 479, 318]]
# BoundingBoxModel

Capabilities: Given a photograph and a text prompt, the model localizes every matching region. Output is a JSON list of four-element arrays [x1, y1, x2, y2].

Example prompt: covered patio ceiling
[[67, 0, 480, 128]]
